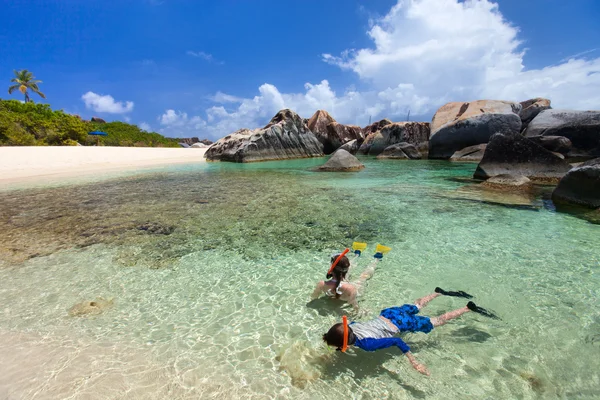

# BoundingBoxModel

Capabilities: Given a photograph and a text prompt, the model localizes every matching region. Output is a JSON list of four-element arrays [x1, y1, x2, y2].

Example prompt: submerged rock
[[429, 100, 522, 159], [524, 109, 600, 157], [138, 222, 175, 235], [552, 158, 600, 208], [205, 109, 324, 162], [474, 132, 571, 182], [68, 297, 114, 317], [377, 142, 422, 159], [317, 149, 364, 172], [482, 174, 532, 191]]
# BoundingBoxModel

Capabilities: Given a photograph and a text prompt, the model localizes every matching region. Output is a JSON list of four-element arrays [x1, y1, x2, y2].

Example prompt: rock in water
[[68, 297, 114, 317], [339, 139, 359, 154], [552, 158, 600, 208], [524, 109, 600, 157], [307, 110, 363, 154], [482, 174, 532, 191], [473, 132, 571, 181], [359, 122, 430, 155], [377, 142, 422, 159], [204, 109, 324, 162], [519, 98, 551, 131], [450, 144, 487, 161], [317, 149, 365, 171], [428, 100, 522, 159]]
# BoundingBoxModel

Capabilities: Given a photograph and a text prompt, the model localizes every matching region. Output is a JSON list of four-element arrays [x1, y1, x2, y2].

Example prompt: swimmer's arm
[[405, 352, 430, 376], [311, 281, 326, 299]]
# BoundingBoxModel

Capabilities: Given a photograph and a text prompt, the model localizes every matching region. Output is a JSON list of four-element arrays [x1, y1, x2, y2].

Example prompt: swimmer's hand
[[406, 351, 430, 376]]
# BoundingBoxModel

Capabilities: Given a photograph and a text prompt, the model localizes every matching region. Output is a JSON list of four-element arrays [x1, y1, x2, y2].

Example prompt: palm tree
[[8, 69, 46, 103]]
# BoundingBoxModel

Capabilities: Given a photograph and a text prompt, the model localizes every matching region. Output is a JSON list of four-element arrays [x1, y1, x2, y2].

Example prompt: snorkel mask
[[327, 248, 350, 279]]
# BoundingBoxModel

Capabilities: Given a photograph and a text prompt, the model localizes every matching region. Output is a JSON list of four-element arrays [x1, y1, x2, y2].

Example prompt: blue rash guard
[[350, 304, 434, 354]]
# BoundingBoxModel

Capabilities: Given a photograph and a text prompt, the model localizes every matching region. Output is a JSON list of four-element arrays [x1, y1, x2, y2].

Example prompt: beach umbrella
[[88, 130, 108, 145]]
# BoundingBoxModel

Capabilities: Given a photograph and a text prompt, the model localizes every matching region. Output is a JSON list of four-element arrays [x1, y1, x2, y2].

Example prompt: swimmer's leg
[[414, 292, 442, 310], [353, 259, 379, 292], [429, 305, 470, 327]]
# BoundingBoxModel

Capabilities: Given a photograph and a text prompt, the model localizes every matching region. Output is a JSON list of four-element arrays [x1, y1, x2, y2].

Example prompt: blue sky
[[2, 0, 599, 140]]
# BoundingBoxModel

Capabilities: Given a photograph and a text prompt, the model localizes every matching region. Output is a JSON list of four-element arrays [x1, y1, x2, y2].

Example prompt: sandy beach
[[0, 146, 207, 184]]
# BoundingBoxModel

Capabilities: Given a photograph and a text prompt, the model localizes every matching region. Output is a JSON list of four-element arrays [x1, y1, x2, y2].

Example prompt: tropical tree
[[8, 69, 46, 103]]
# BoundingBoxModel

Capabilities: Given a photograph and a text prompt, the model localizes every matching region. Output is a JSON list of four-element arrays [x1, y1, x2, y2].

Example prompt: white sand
[[0, 146, 207, 184]]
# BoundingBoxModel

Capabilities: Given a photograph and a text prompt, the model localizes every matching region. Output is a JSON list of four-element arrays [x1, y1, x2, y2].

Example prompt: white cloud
[[158, 109, 207, 137], [186, 51, 223, 64], [139, 122, 151, 132], [81, 92, 134, 114], [161, 0, 600, 140]]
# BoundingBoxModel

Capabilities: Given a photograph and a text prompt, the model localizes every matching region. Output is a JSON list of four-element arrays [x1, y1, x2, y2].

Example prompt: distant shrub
[[0, 99, 179, 147]]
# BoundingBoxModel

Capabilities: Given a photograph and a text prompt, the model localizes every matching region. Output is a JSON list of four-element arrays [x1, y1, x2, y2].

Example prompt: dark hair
[[326, 255, 350, 298], [322, 323, 355, 351]]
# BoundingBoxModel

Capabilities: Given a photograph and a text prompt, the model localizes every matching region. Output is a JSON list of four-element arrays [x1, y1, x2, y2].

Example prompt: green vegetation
[[0, 99, 179, 147], [8, 70, 46, 103]]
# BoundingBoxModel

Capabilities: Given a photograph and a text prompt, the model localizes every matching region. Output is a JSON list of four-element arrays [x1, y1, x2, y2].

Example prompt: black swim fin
[[435, 287, 473, 299], [467, 301, 500, 320]]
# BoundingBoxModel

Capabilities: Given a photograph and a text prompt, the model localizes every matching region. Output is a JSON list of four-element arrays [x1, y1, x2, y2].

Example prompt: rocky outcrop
[[91, 117, 106, 123], [339, 139, 359, 154], [473, 132, 571, 181], [363, 119, 392, 136], [307, 110, 363, 154], [450, 144, 487, 162], [190, 143, 209, 148], [526, 135, 572, 155], [317, 149, 364, 172], [377, 142, 422, 160], [519, 98, 551, 131], [359, 122, 430, 155], [205, 109, 324, 162], [552, 158, 600, 208], [524, 109, 600, 157], [481, 174, 532, 191], [429, 100, 522, 159]]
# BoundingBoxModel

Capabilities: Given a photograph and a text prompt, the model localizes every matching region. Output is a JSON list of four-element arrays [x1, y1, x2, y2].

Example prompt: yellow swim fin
[[352, 242, 368, 256], [374, 244, 391, 259]]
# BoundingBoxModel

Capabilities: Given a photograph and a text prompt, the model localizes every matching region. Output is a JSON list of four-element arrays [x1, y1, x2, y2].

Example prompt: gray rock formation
[[363, 119, 392, 136], [526, 135, 572, 155], [307, 110, 363, 154], [524, 109, 600, 157], [428, 100, 522, 159], [359, 122, 430, 155], [91, 117, 106, 123], [519, 98, 551, 131], [317, 149, 365, 172], [339, 139, 359, 154], [205, 109, 324, 162], [552, 158, 600, 208], [377, 142, 422, 160], [450, 144, 487, 161], [481, 174, 532, 191], [473, 132, 571, 181]]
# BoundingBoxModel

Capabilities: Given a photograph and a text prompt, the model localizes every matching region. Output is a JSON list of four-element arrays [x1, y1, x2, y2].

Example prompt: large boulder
[[428, 100, 522, 159], [307, 110, 364, 154], [317, 149, 364, 172], [205, 109, 324, 162], [524, 109, 600, 157], [526, 135, 572, 155], [91, 117, 106, 123], [519, 98, 551, 131], [552, 158, 600, 208], [359, 122, 430, 155], [339, 139, 359, 154], [377, 142, 422, 160], [363, 119, 392, 136], [473, 132, 571, 181], [450, 144, 487, 162]]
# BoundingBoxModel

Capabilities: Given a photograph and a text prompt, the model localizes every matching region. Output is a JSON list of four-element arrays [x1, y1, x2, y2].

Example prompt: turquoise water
[[1, 158, 599, 399]]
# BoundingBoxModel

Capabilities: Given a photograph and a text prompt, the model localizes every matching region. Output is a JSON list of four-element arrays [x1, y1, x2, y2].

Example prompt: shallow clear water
[[1, 158, 599, 399]]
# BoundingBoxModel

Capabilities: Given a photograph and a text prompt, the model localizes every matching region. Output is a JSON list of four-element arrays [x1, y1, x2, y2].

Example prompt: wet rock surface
[[317, 149, 365, 171]]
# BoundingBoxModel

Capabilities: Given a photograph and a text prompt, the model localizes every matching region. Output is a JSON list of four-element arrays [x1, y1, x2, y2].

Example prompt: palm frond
[[8, 84, 20, 94]]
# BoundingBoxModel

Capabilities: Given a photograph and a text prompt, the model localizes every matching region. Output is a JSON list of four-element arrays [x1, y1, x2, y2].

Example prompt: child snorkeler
[[311, 244, 390, 312], [322, 287, 498, 375]]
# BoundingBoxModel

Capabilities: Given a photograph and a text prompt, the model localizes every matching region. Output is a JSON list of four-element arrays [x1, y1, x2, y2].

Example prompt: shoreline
[[0, 146, 207, 185]]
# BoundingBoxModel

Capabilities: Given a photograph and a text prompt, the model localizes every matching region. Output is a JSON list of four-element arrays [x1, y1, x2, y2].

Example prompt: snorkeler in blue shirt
[[322, 287, 499, 376]]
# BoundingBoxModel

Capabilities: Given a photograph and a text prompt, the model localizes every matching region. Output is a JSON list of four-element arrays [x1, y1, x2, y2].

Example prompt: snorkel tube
[[327, 248, 350, 278], [341, 315, 349, 352]]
